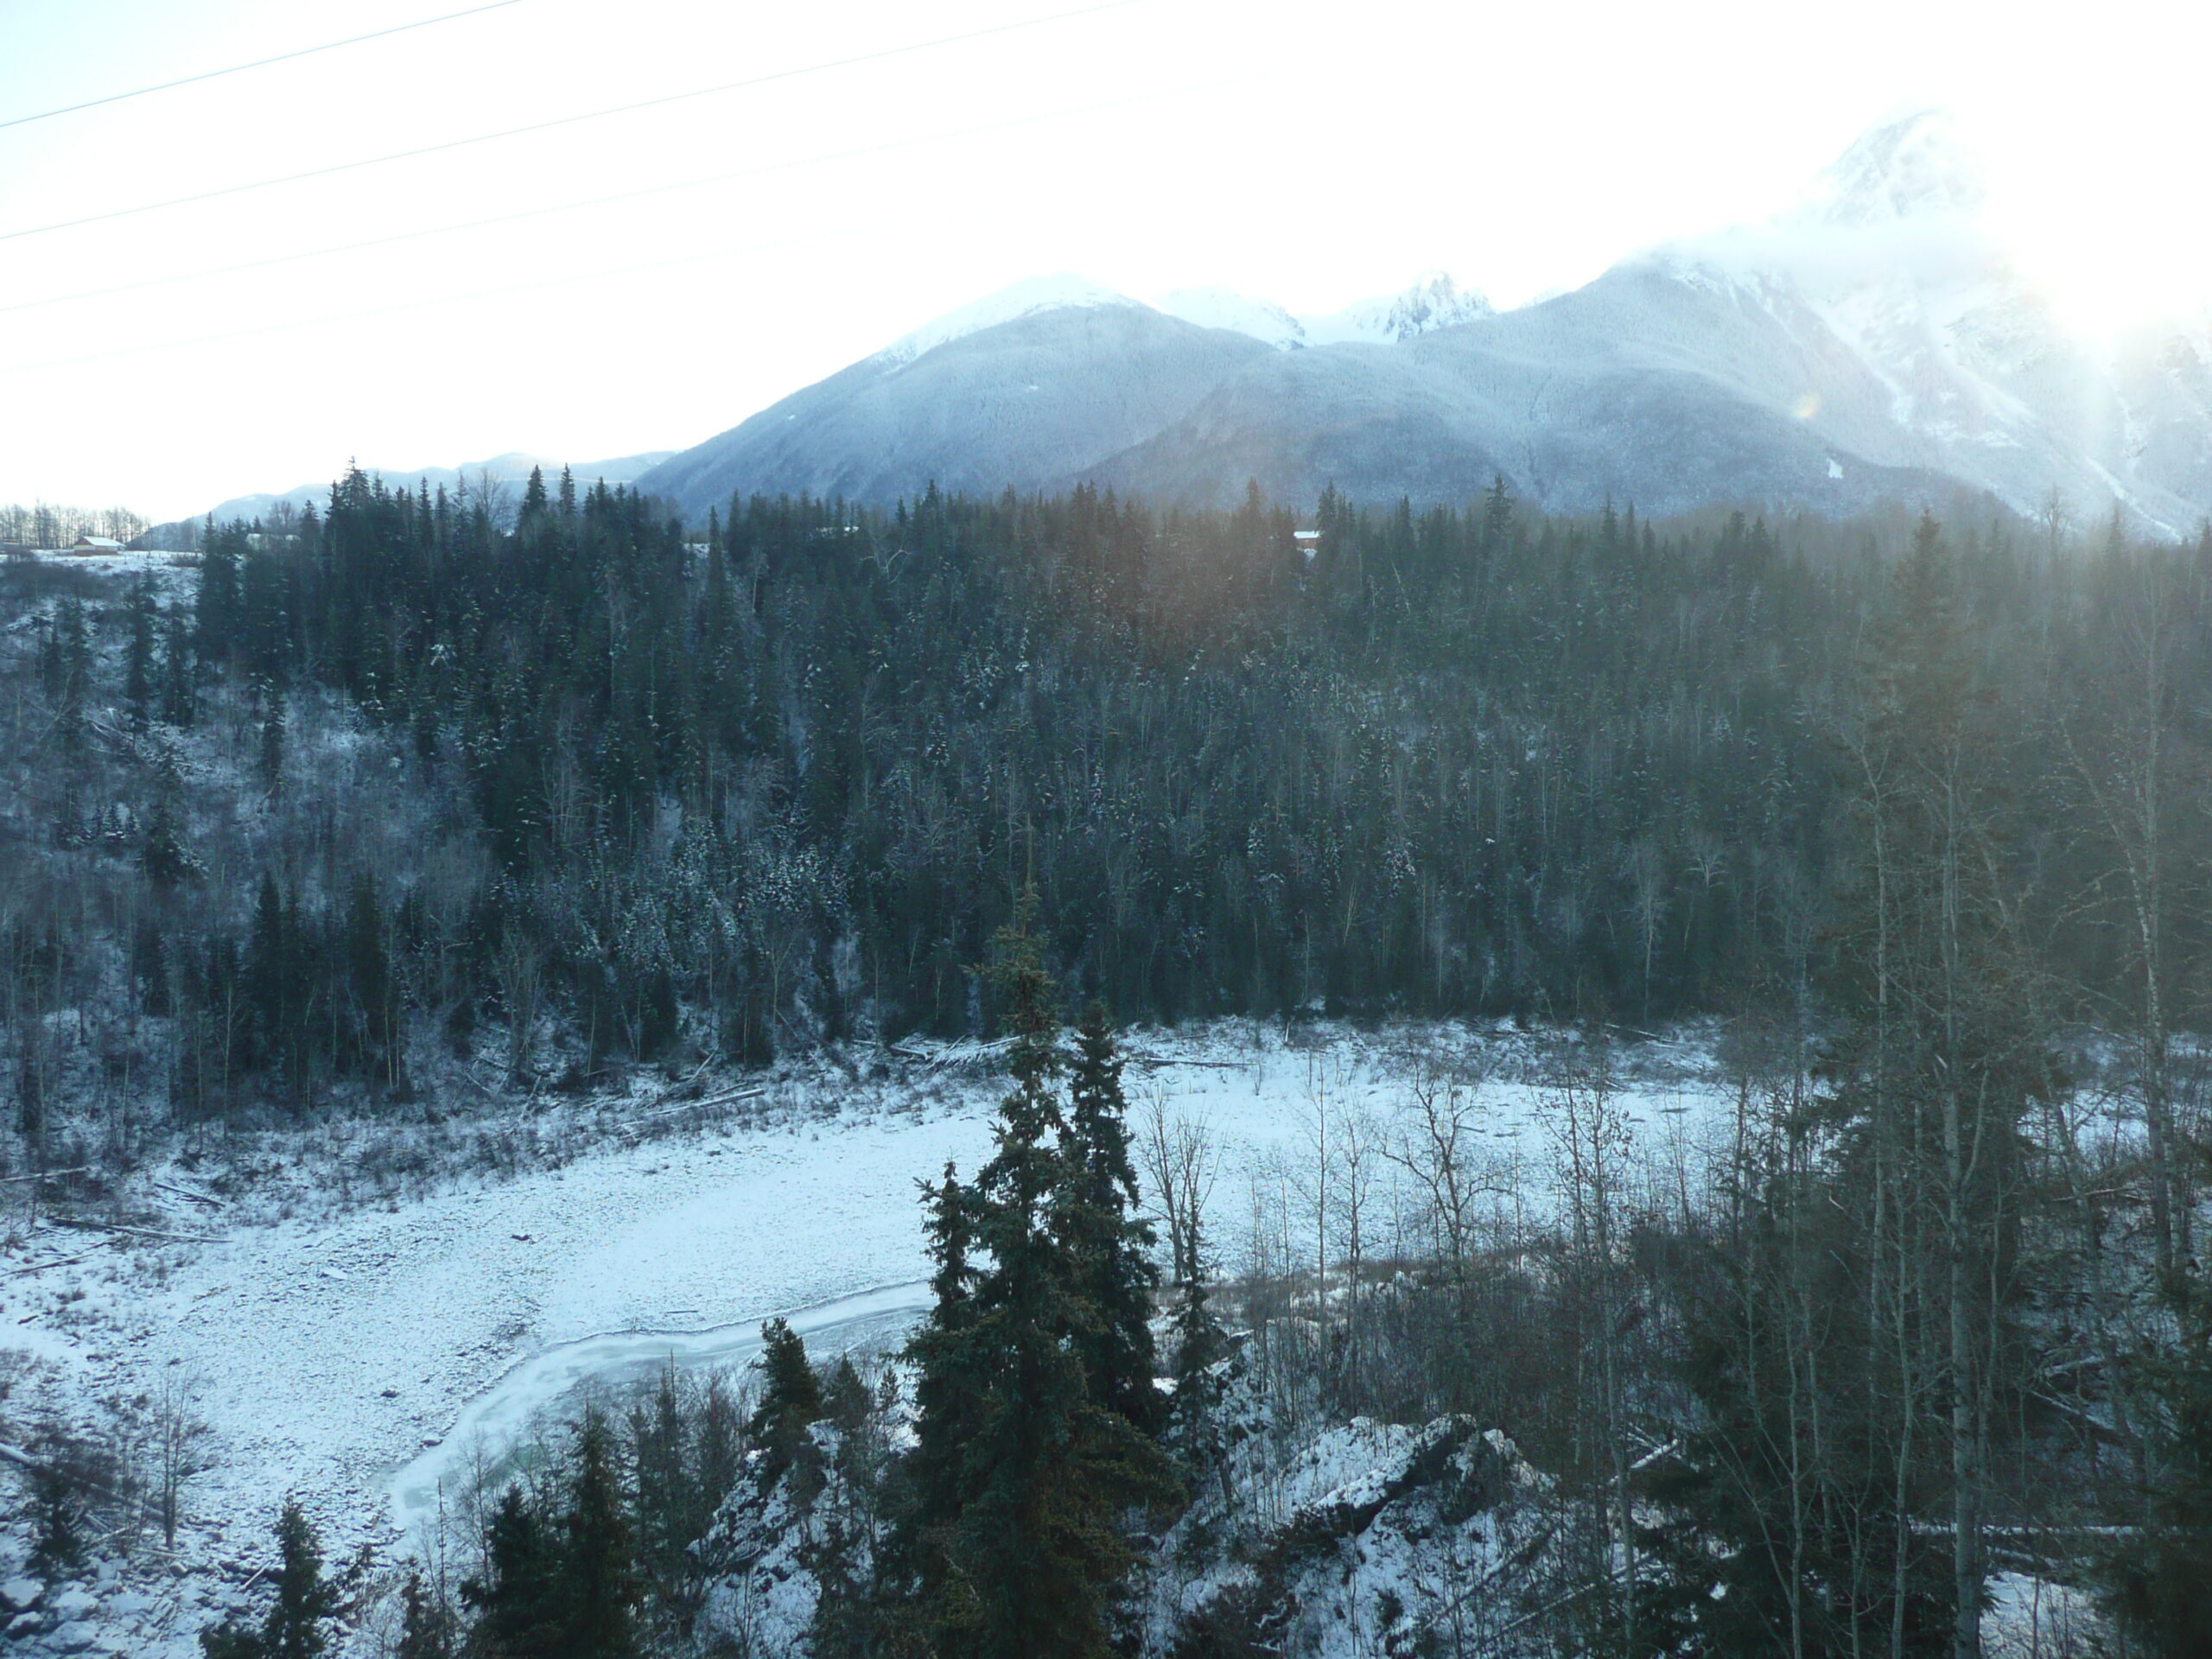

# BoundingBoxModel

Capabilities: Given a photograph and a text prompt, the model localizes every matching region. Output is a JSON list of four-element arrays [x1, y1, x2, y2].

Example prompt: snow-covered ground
[[0, 1019, 1735, 1656]]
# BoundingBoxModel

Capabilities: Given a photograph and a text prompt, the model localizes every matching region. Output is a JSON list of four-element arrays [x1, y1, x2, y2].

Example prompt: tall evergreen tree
[[899, 895, 1175, 1659], [395, 1569, 456, 1659], [461, 1486, 562, 1659], [748, 1316, 826, 1483], [124, 575, 156, 732], [561, 1406, 643, 1659], [1058, 1002, 1163, 1436], [630, 1363, 697, 1611], [200, 1500, 335, 1659], [159, 605, 197, 727]]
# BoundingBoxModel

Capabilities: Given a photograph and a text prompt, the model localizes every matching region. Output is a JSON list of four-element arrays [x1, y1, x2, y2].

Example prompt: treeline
[[144, 468, 2212, 1082], [0, 501, 150, 547]]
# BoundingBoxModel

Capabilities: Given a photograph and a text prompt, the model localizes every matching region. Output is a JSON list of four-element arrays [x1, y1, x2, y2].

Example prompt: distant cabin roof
[[74, 535, 124, 550]]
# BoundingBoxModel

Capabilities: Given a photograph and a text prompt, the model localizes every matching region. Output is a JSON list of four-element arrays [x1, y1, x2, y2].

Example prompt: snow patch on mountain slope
[[1810, 106, 1987, 227], [1154, 287, 1309, 349], [874, 273, 1138, 368]]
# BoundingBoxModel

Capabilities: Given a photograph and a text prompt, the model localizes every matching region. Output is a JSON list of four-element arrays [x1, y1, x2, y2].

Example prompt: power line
[[1, 228, 864, 378], [0, 2, 531, 132], [0, 0, 1142, 246], [0, 87, 1176, 321], [0, 74, 1223, 378]]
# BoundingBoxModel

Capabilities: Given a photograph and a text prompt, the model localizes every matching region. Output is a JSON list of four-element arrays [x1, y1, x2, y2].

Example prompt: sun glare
[[1971, 113, 2212, 344]]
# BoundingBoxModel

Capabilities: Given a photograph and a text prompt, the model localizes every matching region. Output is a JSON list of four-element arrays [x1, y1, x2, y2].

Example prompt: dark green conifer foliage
[[200, 1500, 335, 1659], [2105, 1283, 2212, 1656], [561, 1406, 644, 1659], [124, 575, 156, 732], [27, 1461, 85, 1578], [159, 605, 197, 727], [264, 1500, 337, 1659], [901, 895, 1176, 1659], [245, 874, 293, 1077], [630, 1363, 696, 1605], [748, 1316, 826, 1487], [141, 758, 194, 887], [395, 1569, 456, 1659], [1166, 1221, 1228, 1471], [898, 1159, 980, 1569], [343, 872, 397, 1086], [53, 598, 90, 752], [461, 1487, 563, 1658], [1059, 1003, 1163, 1436], [131, 915, 171, 1015], [200, 1626, 264, 1659], [258, 690, 286, 793]]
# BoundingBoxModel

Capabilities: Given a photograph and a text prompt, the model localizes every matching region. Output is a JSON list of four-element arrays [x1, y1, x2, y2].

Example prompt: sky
[[1, 0, 2208, 519]]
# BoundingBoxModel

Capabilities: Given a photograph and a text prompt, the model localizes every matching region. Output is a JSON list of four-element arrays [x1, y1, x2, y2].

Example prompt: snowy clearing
[[0, 1019, 1735, 1655]]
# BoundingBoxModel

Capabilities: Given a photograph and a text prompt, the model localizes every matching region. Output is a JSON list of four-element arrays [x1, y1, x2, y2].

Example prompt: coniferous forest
[[7, 472, 2212, 1657], [142, 471, 2212, 1065]]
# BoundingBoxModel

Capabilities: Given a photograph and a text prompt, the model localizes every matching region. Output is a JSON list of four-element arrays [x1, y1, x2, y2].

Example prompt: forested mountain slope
[[636, 299, 1272, 515]]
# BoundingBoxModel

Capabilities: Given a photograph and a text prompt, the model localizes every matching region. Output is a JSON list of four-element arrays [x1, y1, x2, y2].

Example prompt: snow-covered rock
[[0, 1577, 43, 1612], [1302, 270, 1494, 345], [46, 1587, 98, 1623], [1137, 1376, 1558, 1657]]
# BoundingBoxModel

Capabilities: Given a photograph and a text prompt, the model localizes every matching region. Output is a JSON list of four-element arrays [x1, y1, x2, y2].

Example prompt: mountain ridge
[[632, 110, 2212, 537]]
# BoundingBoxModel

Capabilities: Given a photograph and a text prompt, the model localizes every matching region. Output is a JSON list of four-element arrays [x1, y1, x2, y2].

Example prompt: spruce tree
[[394, 1569, 455, 1659], [124, 575, 156, 732], [896, 1159, 981, 1585], [264, 1500, 336, 1659], [630, 1363, 696, 1608], [159, 607, 197, 727], [900, 894, 1174, 1659], [460, 1486, 562, 1658], [202, 1500, 335, 1659], [245, 873, 290, 1073], [747, 1316, 826, 1484], [1166, 1220, 1228, 1471], [342, 872, 394, 1084], [2105, 1275, 2212, 1656], [1058, 1003, 1163, 1436], [561, 1406, 643, 1659]]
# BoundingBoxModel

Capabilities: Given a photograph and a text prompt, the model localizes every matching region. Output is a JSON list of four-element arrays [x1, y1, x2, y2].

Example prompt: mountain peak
[[875, 274, 1136, 367], [1815, 109, 1986, 226], [1305, 271, 1493, 346]]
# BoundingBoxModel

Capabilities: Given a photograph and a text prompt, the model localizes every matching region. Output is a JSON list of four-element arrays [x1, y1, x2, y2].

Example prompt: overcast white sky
[[1, 0, 2207, 518]]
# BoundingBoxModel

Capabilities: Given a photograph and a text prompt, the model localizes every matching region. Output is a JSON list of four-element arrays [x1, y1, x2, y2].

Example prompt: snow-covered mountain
[[1152, 287, 1309, 350], [634, 297, 1273, 510], [1303, 270, 1495, 345], [1152, 272, 1494, 351], [872, 273, 1138, 366], [639, 112, 2212, 533]]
